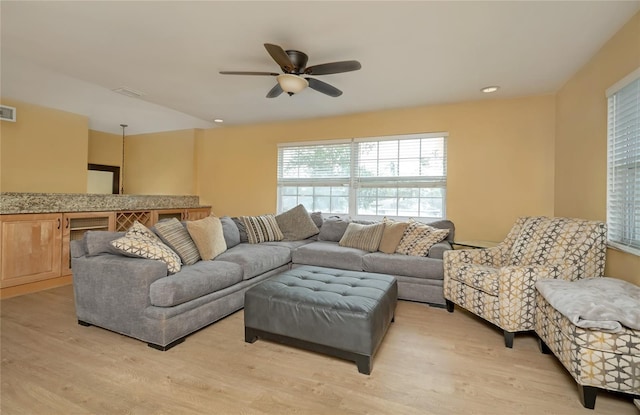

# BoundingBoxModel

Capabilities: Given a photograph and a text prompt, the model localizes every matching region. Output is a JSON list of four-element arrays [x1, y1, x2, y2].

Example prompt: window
[[277, 133, 447, 219], [607, 68, 640, 255]]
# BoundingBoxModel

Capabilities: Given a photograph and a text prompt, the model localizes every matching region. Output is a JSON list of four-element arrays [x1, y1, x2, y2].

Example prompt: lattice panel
[[115, 211, 152, 232]]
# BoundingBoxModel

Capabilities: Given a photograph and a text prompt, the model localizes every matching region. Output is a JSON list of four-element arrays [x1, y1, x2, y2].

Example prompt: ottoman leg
[[538, 337, 551, 354], [245, 327, 258, 344], [355, 355, 372, 375], [504, 331, 515, 348], [445, 300, 455, 313], [578, 385, 598, 409]]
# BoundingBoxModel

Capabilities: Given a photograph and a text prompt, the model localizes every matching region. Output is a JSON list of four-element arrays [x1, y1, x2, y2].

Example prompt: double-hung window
[[277, 133, 447, 220], [607, 68, 640, 255]]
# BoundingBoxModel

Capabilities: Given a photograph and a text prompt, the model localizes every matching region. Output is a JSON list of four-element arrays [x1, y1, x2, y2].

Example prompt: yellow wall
[[88, 130, 121, 166], [124, 129, 197, 195], [554, 12, 640, 284], [0, 99, 88, 193], [197, 95, 556, 241]]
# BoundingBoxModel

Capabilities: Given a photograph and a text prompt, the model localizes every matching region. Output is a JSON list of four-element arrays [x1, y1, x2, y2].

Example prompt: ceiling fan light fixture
[[277, 74, 308, 94]]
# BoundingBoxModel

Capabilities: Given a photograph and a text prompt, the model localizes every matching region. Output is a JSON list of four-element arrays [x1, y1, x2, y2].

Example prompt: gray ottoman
[[244, 265, 397, 374]]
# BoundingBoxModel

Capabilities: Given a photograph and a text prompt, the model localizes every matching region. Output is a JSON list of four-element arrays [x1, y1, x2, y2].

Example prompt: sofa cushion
[[154, 218, 200, 265], [240, 215, 284, 244], [275, 204, 319, 241], [317, 216, 350, 242], [396, 222, 450, 256], [149, 260, 243, 307], [451, 263, 500, 295], [310, 211, 323, 229], [363, 252, 445, 280], [220, 216, 241, 249], [291, 241, 367, 271], [339, 222, 385, 252], [84, 231, 125, 256], [186, 216, 227, 260], [214, 243, 291, 280]]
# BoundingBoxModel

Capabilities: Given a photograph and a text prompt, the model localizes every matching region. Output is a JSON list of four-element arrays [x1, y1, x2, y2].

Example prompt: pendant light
[[120, 124, 127, 194]]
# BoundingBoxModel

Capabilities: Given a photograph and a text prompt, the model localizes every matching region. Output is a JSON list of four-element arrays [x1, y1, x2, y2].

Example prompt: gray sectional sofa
[[71, 215, 454, 350]]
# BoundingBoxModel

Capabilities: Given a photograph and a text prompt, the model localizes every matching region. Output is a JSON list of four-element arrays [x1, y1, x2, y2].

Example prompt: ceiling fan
[[220, 43, 361, 98]]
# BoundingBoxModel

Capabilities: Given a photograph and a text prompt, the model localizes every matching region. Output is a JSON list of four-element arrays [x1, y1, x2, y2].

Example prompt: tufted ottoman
[[244, 265, 397, 374]]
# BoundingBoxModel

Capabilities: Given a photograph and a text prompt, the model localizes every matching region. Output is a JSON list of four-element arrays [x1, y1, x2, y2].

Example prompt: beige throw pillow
[[396, 222, 450, 257], [338, 222, 385, 252], [186, 216, 227, 260], [378, 219, 409, 254]]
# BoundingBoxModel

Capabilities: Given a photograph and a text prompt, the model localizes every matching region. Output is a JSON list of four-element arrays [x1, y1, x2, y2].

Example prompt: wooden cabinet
[[0, 206, 209, 297], [0, 213, 63, 288], [61, 212, 115, 276], [184, 207, 210, 221]]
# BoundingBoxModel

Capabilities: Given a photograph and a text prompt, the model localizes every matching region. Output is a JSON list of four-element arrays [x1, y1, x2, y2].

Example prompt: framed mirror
[[87, 164, 120, 194]]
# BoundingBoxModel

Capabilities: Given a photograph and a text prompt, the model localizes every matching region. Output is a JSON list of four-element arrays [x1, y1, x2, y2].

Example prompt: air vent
[[112, 86, 146, 98], [0, 105, 16, 122]]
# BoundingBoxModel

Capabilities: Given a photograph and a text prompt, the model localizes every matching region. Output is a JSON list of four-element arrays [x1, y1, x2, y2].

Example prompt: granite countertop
[[0, 192, 210, 214]]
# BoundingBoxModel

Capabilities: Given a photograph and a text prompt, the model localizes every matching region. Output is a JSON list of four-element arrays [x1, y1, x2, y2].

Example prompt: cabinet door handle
[[66, 218, 70, 229], [57, 218, 61, 229]]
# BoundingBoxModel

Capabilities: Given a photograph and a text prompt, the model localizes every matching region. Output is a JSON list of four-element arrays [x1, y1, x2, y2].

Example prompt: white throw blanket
[[536, 277, 640, 333]]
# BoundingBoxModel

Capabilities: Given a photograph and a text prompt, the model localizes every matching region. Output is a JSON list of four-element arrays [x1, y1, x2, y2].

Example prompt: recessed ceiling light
[[213, 119, 224, 123], [481, 86, 500, 93]]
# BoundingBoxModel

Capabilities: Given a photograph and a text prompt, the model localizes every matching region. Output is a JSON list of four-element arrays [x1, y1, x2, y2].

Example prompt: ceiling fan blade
[[264, 43, 294, 72], [219, 71, 279, 76], [306, 78, 342, 97], [304, 60, 361, 75], [266, 83, 283, 98]]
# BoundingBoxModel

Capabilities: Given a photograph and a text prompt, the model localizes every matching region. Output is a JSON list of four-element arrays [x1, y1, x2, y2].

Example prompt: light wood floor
[[1, 285, 637, 415]]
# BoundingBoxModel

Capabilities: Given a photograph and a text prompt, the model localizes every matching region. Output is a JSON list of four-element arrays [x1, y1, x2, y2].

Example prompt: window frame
[[606, 67, 640, 256], [277, 132, 448, 220]]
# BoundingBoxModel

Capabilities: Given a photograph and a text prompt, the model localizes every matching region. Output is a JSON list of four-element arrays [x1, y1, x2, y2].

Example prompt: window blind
[[277, 133, 447, 219], [607, 70, 640, 255]]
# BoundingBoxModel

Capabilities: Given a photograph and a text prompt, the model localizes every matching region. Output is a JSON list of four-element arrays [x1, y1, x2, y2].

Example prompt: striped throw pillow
[[154, 218, 200, 265], [240, 215, 284, 244], [338, 222, 385, 252]]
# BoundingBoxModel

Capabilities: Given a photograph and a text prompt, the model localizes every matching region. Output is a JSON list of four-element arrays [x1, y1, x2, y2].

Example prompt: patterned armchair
[[443, 216, 607, 348]]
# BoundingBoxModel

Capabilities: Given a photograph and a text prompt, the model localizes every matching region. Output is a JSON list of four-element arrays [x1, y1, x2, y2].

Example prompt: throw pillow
[[154, 218, 200, 265], [378, 219, 409, 254], [318, 216, 351, 242], [220, 216, 241, 249], [85, 231, 125, 257], [338, 222, 385, 252], [186, 216, 227, 260], [396, 222, 450, 257], [111, 224, 181, 274], [240, 215, 284, 244], [275, 204, 319, 241], [310, 211, 323, 229], [231, 217, 249, 243], [128, 220, 161, 241]]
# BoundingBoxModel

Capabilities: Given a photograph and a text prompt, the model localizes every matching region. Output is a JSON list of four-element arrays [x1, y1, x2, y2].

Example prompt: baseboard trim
[[0, 275, 73, 299]]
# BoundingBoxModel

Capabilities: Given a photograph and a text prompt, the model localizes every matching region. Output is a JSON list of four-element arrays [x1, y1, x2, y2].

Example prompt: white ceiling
[[2, 1, 639, 135]]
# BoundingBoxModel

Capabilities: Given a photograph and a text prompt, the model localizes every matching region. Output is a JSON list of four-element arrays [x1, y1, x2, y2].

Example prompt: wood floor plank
[[1, 285, 636, 414]]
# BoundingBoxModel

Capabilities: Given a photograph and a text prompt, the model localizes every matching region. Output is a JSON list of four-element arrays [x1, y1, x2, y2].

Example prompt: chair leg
[[538, 337, 551, 354], [504, 331, 515, 348], [445, 299, 454, 313], [578, 385, 598, 409]]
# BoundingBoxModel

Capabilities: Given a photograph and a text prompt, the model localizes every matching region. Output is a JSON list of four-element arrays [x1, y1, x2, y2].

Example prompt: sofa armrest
[[444, 245, 505, 268], [72, 254, 168, 329], [497, 264, 560, 331], [428, 241, 451, 259]]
